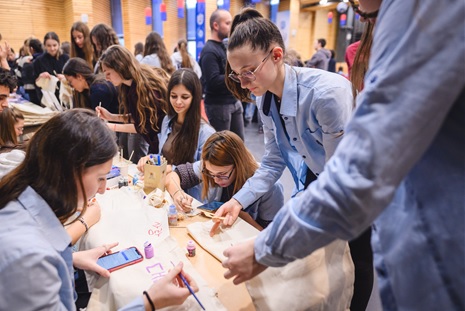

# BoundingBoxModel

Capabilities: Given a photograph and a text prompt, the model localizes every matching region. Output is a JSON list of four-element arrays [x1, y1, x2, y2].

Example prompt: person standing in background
[[33, 32, 69, 104], [141, 32, 175, 75], [305, 38, 331, 70], [90, 23, 119, 73], [199, 9, 244, 141], [134, 42, 144, 62], [70, 21, 94, 69], [171, 39, 202, 78]]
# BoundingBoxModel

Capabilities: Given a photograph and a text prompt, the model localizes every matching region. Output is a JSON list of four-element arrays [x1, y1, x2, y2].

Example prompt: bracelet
[[77, 217, 89, 232], [172, 189, 182, 198], [143, 291, 156, 311]]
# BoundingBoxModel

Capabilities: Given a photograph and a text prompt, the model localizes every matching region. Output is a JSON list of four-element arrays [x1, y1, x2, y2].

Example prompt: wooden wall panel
[[122, 0, 152, 50], [164, 0, 187, 53], [0, 0, 68, 52], [92, 0, 112, 26]]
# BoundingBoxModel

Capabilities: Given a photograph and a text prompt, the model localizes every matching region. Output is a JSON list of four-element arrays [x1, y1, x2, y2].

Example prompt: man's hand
[[209, 198, 243, 236], [222, 238, 268, 284]]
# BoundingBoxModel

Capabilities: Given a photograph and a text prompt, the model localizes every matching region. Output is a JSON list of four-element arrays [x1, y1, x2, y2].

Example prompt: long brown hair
[[177, 39, 193, 69], [100, 45, 168, 134], [225, 8, 285, 102], [350, 22, 375, 100], [70, 21, 94, 68], [0, 107, 24, 146], [0, 109, 117, 224], [90, 23, 119, 60], [167, 69, 202, 165], [144, 32, 175, 74], [201, 131, 258, 199]]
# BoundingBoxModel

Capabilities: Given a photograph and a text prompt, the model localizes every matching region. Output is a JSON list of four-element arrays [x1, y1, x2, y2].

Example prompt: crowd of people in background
[[0, 0, 463, 309]]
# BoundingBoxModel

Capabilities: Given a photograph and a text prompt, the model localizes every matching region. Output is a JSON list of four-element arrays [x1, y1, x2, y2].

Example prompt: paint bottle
[[144, 241, 154, 259], [187, 240, 196, 257], [168, 204, 178, 226]]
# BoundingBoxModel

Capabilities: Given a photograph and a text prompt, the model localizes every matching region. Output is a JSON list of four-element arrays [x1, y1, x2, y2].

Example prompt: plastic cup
[[117, 161, 129, 177]]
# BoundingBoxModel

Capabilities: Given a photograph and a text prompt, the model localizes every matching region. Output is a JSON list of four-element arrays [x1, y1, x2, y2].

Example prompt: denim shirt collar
[[262, 64, 299, 117], [17, 186, 71, 252]]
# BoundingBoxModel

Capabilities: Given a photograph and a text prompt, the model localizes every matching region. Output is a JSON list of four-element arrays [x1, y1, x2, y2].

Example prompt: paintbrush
[[170, 261, 205, 310]]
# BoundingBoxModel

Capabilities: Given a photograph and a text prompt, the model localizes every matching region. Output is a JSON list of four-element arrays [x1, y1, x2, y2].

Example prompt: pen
[[157, 154, 161, 166], [170, 261, 205, 310]]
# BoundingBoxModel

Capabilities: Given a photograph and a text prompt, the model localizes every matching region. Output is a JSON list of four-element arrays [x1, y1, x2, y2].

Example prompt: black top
[[33, 53, 69, 80], [126, 82, 165, 154], [199, 40, 237, 106], [90, 81, 119, 114]]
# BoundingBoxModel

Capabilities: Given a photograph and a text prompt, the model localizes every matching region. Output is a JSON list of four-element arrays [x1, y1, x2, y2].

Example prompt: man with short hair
[[0, 69, 17, 112], [306, 38, 331, 70], [199, 9, 244, 140]]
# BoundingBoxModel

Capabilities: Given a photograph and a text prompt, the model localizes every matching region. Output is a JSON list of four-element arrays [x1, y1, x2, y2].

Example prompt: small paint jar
[[144, 241, 154, 259], [187, 240, 196, 257], [168, 204, 178, 226]]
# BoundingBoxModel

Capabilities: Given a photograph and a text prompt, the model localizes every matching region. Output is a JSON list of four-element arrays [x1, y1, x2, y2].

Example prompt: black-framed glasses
[[202, 167, 235, 180], [228, 49, 274, 83], [348, 0, 379, 19]]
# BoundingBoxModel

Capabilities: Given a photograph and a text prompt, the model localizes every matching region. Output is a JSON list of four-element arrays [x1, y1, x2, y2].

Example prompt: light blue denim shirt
[[233, 64, 353, 207], [254, 0, 465, 309], [159, 115, 216, 199], [0, 187, 145, 310]]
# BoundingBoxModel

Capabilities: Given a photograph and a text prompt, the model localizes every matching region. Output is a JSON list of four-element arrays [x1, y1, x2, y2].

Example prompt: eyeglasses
[[348, 0, 379, 19], [228, 49, 274, 83], [202, 167, 235, 181]]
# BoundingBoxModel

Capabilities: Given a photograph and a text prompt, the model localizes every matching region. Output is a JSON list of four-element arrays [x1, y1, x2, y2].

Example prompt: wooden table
[[79, 187, 255, 311]]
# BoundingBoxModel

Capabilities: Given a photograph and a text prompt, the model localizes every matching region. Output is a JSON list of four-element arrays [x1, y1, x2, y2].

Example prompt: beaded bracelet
[[143, 291, 156, 311], [77, 217, 89, 232]]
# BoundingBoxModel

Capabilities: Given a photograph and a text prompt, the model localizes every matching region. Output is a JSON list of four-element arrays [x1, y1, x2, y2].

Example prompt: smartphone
[[97, 247, 144, 272], [197, 201, 223, 211]]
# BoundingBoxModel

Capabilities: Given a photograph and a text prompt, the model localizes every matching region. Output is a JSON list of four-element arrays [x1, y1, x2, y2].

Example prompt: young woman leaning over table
[[95, 45, 168, 156], [137, 68, 215, 200], [63, 57, 119, 114], [166, 130, 284, 231], [0, 109, 198, 310]]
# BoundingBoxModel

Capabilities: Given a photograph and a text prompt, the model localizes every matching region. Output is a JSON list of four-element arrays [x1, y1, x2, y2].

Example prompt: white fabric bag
[[246, 240, 354, 311]]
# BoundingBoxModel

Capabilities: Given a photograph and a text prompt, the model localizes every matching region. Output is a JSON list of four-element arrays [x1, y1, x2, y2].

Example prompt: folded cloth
[[36, 75, 59, 92], [0, 149, 26, 179]]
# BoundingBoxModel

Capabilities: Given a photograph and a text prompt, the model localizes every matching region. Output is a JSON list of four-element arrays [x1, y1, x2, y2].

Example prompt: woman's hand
[[144, 261, 199, 310], [210, 198, 243, 236], [81, 199, 102, 228], [72, 242, 119, 278], [137, 155, 151, 173], [172, 190, 193, 212], [95, 106, 114, 121], [39, 72, 52, 79]]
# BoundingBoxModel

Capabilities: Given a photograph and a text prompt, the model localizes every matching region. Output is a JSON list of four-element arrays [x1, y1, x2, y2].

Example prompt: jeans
[[205, 100, 244, 140]]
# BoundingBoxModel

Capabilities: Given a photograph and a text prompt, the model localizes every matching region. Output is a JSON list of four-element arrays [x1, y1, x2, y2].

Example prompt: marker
[[157, 154, 161, 166], [170, 261, 205, 310]]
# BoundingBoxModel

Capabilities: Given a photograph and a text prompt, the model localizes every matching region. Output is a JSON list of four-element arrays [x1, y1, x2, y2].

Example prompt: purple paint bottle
[[144, 241, 154, 259], [187, 240, 196, 257]]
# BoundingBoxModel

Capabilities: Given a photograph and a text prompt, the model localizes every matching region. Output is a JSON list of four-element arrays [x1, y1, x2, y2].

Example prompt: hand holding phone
[[72, 242, 120, 278], [97, 246, 144, 272]]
